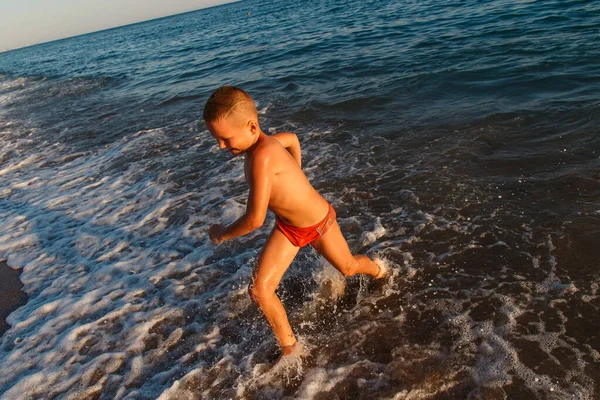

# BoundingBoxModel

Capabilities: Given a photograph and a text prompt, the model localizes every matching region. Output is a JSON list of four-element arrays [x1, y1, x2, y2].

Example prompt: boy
[[204, 86, 386, 359]]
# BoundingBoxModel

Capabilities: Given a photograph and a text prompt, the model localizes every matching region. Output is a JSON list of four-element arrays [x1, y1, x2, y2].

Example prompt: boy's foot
[[269, 341, 304, 373], [373, 258, 388, 280], [281, 341, 297, 356], [252, 341, 306, 381], [270, 341, 297, 366]]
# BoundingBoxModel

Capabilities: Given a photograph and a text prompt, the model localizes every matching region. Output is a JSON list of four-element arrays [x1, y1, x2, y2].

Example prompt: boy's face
[[207, 115, 257, 156]]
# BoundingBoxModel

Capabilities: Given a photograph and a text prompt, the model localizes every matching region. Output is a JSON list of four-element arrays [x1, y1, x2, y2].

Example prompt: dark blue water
[[1, 0, 599, 398]]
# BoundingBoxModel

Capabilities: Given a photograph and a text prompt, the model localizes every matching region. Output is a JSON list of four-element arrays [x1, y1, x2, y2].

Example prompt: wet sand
[[0, 261, 28, 337]]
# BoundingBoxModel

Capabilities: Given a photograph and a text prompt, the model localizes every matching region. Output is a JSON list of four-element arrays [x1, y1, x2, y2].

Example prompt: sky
[[0, 0, 236, 52]]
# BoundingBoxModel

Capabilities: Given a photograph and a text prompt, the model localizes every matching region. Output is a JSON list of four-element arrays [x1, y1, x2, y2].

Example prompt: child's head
[[203, 86, 260, 156], [203, 86, 257, 123]]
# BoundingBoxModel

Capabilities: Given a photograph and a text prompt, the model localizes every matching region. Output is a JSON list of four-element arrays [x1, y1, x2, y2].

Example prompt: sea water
[[0, 0, 599, 398]]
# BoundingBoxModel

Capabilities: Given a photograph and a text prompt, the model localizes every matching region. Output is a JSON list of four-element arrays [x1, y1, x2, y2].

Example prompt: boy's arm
[[209, 152, 271, 242], [272, 132, 301, 168]]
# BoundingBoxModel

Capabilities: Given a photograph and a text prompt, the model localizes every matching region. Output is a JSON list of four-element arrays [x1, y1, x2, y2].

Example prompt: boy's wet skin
[[208, 117, 330, 229], [204, 86, 385, 358]]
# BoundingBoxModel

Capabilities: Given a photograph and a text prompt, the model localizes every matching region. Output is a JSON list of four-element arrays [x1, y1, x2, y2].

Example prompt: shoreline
[[0, 260, 28, 337]]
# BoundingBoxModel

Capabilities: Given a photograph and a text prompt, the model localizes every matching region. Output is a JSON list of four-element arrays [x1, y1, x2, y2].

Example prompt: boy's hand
[[209, 224, 227, 243]]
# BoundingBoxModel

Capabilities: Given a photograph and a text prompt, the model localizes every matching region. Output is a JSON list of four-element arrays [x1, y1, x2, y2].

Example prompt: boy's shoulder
[[253, 135, 282, 156], [246, 135, 286, 168], [246, 136, 274, 162]]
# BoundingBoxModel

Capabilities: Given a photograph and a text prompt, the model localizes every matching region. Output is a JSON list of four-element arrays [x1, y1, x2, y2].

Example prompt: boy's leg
[[249, 226, 300, 353], [310, 220, 380, 278]]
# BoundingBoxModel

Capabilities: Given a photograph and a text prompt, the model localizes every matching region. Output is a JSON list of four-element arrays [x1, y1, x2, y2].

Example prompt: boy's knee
[[339, 260, 358, 277], [248, 282, 272, 303]]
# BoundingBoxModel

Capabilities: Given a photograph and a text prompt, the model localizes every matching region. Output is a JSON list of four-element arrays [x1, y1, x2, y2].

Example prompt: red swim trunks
[[276, 204, 336, 247]]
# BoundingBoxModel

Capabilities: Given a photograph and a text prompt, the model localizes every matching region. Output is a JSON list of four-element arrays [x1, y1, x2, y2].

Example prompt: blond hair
[[203, 86, 257, 123]]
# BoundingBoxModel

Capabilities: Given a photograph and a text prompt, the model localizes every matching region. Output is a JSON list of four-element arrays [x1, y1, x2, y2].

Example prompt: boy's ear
[[248, 119, 259, 134]]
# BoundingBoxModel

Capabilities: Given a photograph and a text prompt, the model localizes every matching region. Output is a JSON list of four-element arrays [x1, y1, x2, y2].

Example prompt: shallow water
[[0, 0, 599, 398]]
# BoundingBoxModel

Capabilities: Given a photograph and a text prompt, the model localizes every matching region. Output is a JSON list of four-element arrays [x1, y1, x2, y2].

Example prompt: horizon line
[[0, 0, 240, 54]]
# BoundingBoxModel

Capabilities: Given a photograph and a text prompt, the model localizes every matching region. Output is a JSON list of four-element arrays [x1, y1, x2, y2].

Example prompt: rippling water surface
[[0, 0, 599, 398]]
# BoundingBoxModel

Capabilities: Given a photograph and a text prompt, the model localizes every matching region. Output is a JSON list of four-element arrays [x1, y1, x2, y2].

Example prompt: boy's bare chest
[[243, 156, 284, 186]]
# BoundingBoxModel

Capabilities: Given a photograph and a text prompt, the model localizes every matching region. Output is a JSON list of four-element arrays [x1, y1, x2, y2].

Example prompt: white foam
[[0, 154, 42, 177], [360, 217, 386, 246]]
